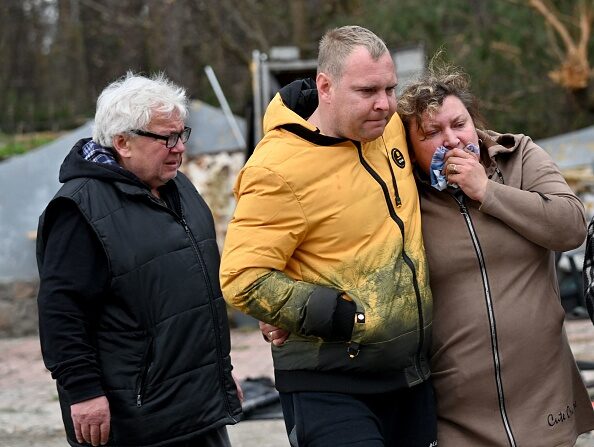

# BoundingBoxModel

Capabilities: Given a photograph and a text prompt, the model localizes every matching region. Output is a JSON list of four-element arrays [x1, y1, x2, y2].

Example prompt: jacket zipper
[[356, 144, 425, 377], [136, 337, 154, 407], [179, 216, 238, 422], [453, 192, 517, 447], [144, 192, 238, 421]]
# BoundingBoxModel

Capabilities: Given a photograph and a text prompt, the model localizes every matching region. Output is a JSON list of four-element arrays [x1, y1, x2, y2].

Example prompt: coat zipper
[[136, 337, 154, 407], [144, 192, 238, 421], [453, 192, 517, 447], [356, 144, 425, 377], [179, 216, 238, 422]]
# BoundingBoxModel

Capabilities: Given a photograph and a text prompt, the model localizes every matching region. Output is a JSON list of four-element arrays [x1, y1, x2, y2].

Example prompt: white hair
[[92, 71, 189, 147]]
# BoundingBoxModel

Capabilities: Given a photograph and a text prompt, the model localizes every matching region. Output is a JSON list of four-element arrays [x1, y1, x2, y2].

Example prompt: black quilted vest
[[38, 170, 241, 446]]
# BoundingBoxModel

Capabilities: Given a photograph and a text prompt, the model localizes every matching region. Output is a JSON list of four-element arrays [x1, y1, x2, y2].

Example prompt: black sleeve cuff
[[301, 286, 341, 338], [330, 297, 356, 341], [61, 380, 105, 405], [301, 287, 355, 341]]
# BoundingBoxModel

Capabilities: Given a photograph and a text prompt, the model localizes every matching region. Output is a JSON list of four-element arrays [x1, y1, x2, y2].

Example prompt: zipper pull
[[137, 394, 142, 407], [452, 190, 467, 214], [180, 217, 190, 232]]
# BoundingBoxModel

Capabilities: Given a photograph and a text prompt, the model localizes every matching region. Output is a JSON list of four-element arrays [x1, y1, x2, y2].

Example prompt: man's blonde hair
[[318, 25, 389, 79]]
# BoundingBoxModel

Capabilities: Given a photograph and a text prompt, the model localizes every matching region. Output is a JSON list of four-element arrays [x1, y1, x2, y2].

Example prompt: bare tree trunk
[[528, 0, 592, 91], [290, 0, 308, 51]]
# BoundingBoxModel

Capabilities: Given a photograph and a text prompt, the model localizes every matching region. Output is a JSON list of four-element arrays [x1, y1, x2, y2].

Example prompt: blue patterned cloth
[[429, 143, 480, 191], [81, 140, 119, 166]]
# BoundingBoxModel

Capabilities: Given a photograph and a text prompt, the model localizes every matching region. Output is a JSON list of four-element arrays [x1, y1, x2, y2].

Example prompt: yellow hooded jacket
[[221, 79, 432, 392]]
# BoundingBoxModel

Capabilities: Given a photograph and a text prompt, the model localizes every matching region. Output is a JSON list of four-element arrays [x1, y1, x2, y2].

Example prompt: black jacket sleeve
[[584, 217, 594, 325], [37, 199, 109, 404]]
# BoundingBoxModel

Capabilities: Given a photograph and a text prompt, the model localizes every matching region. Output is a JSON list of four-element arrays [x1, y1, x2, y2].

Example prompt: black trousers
[[175, 426, 232, 447], [279, 380, 437, 447]]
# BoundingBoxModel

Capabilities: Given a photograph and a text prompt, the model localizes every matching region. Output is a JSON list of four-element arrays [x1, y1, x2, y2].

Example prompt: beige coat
[[418, 130, 594, 446]]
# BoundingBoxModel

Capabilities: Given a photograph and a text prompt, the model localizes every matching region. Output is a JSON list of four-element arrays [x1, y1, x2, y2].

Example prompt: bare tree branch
[[528, 0, 575, 52], [577, 1, 592, 57], [528, 0, 592, 90]]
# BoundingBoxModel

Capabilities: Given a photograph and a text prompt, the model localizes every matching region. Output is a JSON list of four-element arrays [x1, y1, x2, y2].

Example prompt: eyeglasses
[[130, 126, 191, 149]]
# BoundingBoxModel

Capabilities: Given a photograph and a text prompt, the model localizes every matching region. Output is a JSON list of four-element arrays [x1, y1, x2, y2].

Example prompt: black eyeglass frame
[[130, 126, 191, 149]]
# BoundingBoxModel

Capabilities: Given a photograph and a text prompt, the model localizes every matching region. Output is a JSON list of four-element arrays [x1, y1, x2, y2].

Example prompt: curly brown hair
[[397, 56, 485, 136]]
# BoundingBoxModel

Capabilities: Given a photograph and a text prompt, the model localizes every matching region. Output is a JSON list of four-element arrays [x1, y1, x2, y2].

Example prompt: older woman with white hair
[[37, 72, 242, 447]]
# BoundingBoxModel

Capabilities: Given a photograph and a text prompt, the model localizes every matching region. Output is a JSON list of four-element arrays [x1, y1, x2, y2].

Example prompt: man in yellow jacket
[[220, 25, 435, 446]]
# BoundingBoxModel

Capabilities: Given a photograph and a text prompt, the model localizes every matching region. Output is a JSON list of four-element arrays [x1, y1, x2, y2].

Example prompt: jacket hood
[[478, 129, 525, 158], [478, 129, 530, 180], [262, 78, 351, 147], [263, 78, 320, 134], [59, 138, 145, 187]]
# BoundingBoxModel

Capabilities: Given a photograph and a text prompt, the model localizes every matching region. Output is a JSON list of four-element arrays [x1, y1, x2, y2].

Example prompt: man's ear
[[316, 72, 333, 104], [112, 134, 131, 159]]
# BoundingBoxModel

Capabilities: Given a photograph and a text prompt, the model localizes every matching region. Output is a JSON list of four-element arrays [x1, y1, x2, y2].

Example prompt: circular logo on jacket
[[391, 148, 405, 168]]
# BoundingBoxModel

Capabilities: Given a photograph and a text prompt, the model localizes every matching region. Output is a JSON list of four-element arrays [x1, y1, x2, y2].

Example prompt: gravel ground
[[1, 322, 594, 446], [0, 329, 286, 447]]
